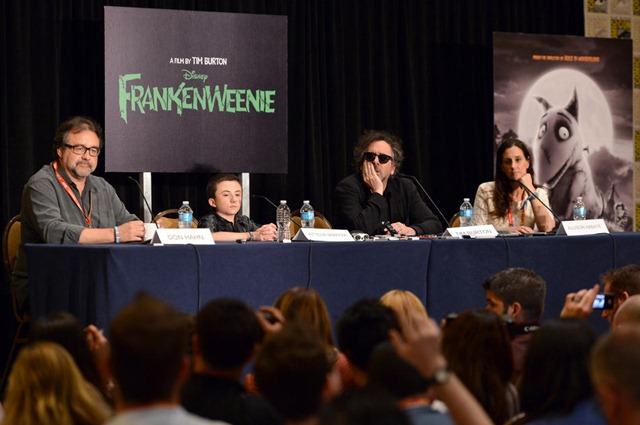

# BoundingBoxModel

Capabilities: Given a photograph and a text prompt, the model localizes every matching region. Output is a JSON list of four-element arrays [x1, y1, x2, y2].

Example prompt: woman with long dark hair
[[510, 318, 606, 425], [472, 138, 555, 234], [441, 309, 518, 425]]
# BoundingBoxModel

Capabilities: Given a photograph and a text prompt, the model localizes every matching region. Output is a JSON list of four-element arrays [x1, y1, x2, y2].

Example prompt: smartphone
[[592, 293, 614, 310], [382, 221, 398, 235]]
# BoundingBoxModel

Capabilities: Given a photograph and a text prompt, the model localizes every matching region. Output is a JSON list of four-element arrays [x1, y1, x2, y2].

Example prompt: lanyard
[[52, 160, 93, 227], [508, 204, 526, 227]]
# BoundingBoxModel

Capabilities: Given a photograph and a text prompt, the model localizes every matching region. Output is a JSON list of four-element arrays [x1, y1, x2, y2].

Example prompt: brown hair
[[442, 309, 514, 425], [52, 116, 103, 159], [602, 264, 640, 299], [492, 138, 534, 219], [206, 173, 242, 200], [274, 287, 335, 348]]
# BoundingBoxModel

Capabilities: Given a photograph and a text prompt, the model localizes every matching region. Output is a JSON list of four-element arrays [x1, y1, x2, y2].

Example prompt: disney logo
[[181, 69, 208, 83]]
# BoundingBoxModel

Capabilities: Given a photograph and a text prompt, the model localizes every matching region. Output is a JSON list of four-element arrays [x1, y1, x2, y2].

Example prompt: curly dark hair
[[492, 138, 534, 219], [352, 130, 404, 172]]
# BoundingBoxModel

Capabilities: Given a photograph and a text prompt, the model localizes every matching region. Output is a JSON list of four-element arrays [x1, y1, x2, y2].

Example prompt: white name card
[[144, 223, 157, 242], [556, 219, 609, 236], [152, 228, 215, 245], [293, 228, 355, 242], [442, 224, 498, 239]]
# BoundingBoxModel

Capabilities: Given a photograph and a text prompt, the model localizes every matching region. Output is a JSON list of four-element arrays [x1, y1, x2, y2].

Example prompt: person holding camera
[[560, 265, 640, 328], [482, 268, 546, 386]]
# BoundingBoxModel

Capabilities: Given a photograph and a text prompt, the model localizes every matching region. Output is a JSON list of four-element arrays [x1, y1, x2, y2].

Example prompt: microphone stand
[[517, 180, 561, 230], [128, 176, 158, 227], [395, 173, 450, 229]]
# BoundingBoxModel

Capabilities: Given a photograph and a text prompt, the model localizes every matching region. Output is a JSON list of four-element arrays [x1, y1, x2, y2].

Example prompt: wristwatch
[[429, 366, 451, 386], [249, 231, 255, 241], [114, 226, 120, 244]]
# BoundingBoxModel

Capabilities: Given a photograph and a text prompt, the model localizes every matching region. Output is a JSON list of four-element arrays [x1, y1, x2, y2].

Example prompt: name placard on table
[[293, 228, 354, 242], [151, 228, 215, 245], [442, 225, 498, 239], [556, 219, 609, 236]]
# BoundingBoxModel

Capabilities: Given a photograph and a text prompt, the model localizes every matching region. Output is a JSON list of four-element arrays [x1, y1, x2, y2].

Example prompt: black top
[[334, 173, 442, 236], [181, 374, 281, 425], [198, 213, 259, 233]]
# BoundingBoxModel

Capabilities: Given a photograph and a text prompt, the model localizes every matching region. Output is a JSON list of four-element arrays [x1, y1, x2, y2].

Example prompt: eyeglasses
[[64, 144, 101, 157], [363, 152, 393, 164]]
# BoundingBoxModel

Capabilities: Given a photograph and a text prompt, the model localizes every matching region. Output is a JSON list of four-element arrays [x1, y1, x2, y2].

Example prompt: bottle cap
[[303, 200, 310, 203], [463, 198, 470, 202], [280, 200, 287, 204], [183, 201, 189, 205]]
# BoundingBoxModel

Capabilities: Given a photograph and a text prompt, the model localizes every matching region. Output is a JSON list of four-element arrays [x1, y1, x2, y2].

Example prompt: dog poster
[[493, 32, 633, 231]]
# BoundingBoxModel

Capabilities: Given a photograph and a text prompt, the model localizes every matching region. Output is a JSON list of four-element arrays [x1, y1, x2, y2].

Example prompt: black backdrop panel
[[104, 6, 287, 173]]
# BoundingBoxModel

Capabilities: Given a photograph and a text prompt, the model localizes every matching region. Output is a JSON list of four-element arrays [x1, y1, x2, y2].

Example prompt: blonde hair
[[3, 342, 112, 425], [380, 290, 428, 327]]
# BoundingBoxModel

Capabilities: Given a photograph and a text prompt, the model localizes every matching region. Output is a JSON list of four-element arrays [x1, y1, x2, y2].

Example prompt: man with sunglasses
[[13, 116, 144, 309], [335, 130, 442, 236]]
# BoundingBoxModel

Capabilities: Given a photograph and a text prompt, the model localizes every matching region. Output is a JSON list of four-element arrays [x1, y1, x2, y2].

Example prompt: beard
[[69, 160, 95, 178]]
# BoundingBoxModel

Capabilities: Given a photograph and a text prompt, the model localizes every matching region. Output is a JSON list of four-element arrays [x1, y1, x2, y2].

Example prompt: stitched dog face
[[532, 89, 582, 189]]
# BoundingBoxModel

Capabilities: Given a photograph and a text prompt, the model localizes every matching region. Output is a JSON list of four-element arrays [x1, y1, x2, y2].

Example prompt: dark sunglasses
[[363, 152, 393, 164]]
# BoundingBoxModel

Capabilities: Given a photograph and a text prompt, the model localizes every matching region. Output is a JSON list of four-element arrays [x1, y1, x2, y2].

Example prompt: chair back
[[153, 209, 199, 229], [2, 214, 30, 394], [448, 212, 461, 228], [289, 209, 333, 237], [3, 215, 21, 284]]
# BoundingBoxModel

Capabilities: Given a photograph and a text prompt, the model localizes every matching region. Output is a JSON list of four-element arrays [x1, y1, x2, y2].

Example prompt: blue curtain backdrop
[[0, 0, 583, 368]]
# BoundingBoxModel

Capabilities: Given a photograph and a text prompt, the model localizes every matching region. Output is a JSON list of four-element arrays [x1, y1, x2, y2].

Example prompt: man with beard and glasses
[[13, 116, 144, 309]]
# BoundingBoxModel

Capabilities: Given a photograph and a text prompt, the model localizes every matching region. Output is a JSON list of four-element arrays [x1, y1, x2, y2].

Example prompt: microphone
[[520, 193, 537, 211], [251, 194, 298, 227], [517, 179, 562, 226], [251, 194, 279, 209], [127, 176, 158, 227], [395, 173, 450, 229]]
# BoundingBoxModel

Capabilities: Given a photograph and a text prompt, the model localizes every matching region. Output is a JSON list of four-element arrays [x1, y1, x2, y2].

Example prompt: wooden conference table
[[27, 233, 640, 334]]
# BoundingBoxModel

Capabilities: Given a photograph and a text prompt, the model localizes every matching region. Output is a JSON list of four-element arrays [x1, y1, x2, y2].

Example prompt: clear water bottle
[[573, 196, 587, 220], [459, 198, 473, 227], [276, 200, 291, 242], [178, 201, 193, 229], [300, 200, 315, 228]]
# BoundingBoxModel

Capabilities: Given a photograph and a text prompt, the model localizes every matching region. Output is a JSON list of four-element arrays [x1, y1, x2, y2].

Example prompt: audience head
[[353, 130, 404, 172], [441, 308, 514, 425], [29, 311, 103, 394], [3, 341, 111, 425], [482, 267, 546, 323], [590, 326, 640, 425], [380, 289, 427, 329], [195, 298, 261, 371], [336, 299, 399, 378], [368, 341, 430, 400], [52, 116, 103, 159], [519, 318, 596, 421], [601, 264, 640, 325], [613, 294, 640, 328], [318, 387, 411, 425], [255, 323, 337, 422], [108, 293, 190, 406], [274, 286, 335, 347]]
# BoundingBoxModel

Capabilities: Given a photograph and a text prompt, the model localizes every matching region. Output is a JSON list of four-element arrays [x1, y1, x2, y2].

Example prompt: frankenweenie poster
[[493, 32, 633, 231]]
